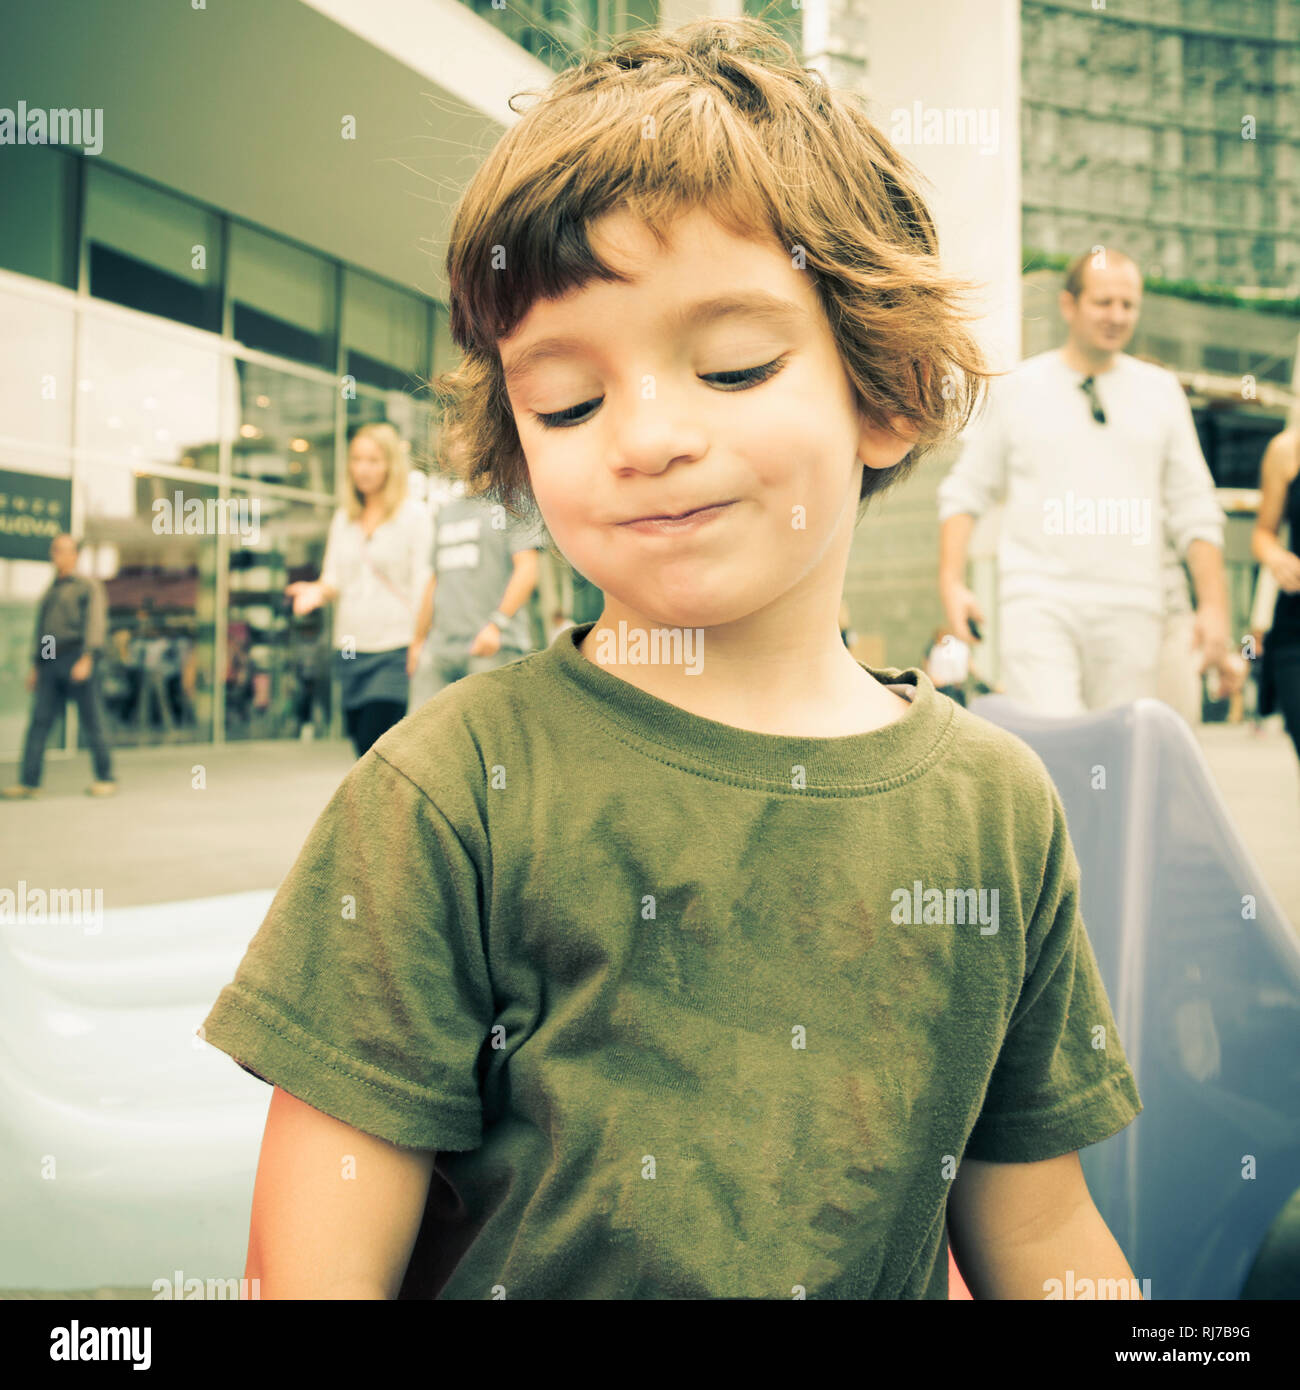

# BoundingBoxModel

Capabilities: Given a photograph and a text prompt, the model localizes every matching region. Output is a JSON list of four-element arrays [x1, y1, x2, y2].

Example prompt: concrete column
[[802, 0, 1022, 676], [658, 0, 743, 30]]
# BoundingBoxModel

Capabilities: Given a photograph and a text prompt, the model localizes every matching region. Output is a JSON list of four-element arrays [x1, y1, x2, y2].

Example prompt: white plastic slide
[[970, 692, 1300, 1300], [0, 891, 275, 1292]]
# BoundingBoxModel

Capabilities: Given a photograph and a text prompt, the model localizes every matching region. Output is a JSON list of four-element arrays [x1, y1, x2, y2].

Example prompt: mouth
[[620, 500, 737, 525]]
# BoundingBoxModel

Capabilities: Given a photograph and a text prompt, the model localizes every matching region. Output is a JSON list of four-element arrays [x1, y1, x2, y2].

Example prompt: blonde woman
[[286, 423, 432, 756]]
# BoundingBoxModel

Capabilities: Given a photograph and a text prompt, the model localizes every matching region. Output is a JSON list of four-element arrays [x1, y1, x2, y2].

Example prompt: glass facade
[[85, 162, 223, 334], [0, 144, 446, 760], [81, 468, 220, 747], [458, 0, 660, 69], [229, 223, 337, 370]]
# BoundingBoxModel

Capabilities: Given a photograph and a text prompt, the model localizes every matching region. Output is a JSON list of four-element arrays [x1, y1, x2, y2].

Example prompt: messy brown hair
[[433, 17, 996, 524]]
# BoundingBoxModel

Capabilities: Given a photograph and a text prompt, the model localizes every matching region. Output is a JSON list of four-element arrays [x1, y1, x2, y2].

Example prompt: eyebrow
[[501, 290, 808, 385]]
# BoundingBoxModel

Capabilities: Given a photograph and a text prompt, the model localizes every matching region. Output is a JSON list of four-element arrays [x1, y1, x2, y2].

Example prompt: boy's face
[[500, 208, 917, 635]]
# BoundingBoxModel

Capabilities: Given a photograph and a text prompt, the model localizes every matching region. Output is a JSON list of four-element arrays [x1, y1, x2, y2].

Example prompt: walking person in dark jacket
[[4, 533, 116, 799]]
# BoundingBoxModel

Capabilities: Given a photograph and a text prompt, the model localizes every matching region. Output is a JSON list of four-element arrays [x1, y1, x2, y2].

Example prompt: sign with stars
[[0, 468, 72, 561]]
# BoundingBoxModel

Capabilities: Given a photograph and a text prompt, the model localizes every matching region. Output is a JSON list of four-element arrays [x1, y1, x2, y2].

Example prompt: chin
[[624, 596, 773, 631]]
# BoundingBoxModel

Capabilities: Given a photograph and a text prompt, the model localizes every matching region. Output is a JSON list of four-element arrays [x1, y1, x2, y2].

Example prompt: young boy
[[201, 18, 1142, 1300]]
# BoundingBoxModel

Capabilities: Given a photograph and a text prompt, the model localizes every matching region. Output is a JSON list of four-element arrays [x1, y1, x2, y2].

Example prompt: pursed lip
[[618, 500, 737, 524]]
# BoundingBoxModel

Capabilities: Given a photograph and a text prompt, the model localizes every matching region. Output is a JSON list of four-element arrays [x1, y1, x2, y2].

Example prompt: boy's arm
[[947, 1151, 1139, 1299], [245, 1085, 437, 1299]]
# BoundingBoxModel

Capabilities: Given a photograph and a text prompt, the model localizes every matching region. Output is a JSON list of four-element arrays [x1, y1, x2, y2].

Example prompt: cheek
[[521, 449, 588, 539], [740, 418, 851, 509]]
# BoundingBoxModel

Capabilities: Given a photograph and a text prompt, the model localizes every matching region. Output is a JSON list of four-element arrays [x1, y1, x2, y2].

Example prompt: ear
[[857, 411, 923, 471]]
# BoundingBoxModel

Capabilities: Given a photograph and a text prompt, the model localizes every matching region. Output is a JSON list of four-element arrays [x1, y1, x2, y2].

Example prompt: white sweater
[[937, 350, 1225, 616], [319, 496, 433, 653]]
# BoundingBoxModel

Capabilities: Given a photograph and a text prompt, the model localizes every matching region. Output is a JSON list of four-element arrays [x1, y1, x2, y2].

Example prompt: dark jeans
[[20, 647, 114, 787], [1272, 643, 1300, 766], [344, 700, 406, 758]]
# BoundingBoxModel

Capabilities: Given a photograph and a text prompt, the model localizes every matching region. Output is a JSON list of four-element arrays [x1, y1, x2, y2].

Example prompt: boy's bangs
[[448, 101, 779, 357]]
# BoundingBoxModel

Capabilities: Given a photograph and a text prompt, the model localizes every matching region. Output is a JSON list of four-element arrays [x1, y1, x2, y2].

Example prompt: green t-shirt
[[201, 620, 1142, 1299]]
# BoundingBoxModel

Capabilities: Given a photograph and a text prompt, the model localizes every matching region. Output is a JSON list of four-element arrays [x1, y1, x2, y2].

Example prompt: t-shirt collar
[[546, 621, 954, 794]]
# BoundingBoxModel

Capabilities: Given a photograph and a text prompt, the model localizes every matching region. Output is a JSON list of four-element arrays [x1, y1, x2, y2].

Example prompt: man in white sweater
[[937, 247, 1241, 715]]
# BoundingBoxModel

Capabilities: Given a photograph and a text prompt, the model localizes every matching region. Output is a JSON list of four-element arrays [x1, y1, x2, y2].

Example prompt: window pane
[[77, 310, 222, 473], [81, 466, 219, 747], [85, 164, 222, 332], [0, 145, 78, 288], [230, 224, 336, 369], [226, 492, 333, 742], [235, 361, 335, 493], [343, 270, 429, 391], [0, 284, 76, 454], [432, 301, 457, 377]]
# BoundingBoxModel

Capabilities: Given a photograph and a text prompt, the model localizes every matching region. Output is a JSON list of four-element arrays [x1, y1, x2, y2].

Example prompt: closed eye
[[530, 354, 790, 430]]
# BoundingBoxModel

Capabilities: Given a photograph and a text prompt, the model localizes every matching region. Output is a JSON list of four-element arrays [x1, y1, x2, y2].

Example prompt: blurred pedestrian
[[286, 423, 432, 757], [408, 439, 542, 708], [4, 533, 116, 799], [937, 246, 1242, 716], [1251, 424, 1300, 768], [1154, 544, 1202, 726]]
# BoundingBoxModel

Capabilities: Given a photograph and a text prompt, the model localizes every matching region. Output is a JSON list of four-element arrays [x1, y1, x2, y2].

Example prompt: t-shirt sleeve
[[964, 780, 1143, 1163], [200, 749, 495, 1152]]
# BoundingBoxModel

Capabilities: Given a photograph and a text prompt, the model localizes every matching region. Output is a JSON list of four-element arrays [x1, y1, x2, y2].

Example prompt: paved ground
[[1195, 719, 1300, 930], [0, 738, 355, 909]]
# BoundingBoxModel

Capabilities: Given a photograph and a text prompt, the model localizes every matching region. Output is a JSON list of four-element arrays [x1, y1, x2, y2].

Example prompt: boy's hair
[[344, 422, 409, 522], [433, 17, 995, 524]]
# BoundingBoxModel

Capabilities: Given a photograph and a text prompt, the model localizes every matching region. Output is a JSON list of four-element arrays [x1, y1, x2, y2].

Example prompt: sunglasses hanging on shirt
[[1080, 375, 1107, 425]]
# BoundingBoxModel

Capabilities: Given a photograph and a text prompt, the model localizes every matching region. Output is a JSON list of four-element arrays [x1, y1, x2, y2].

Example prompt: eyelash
[[530, 354, 790, 430]]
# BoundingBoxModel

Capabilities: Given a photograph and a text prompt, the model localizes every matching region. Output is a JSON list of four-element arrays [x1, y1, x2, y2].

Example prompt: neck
[[576, 597, 908, 738], [1060, 341, 1118, 376]]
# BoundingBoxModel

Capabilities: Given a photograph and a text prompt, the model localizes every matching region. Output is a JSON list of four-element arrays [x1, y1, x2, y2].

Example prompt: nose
[[606, 383, 708, 476]]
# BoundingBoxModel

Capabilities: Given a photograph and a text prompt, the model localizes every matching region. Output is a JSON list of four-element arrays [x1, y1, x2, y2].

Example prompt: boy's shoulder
[[369, 650, 551, 795], [914, 678, 1062, 828]]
